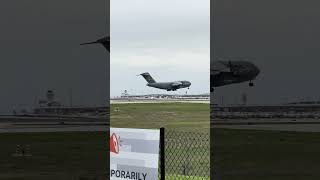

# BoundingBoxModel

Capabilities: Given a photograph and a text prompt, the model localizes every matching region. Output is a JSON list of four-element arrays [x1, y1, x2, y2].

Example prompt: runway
[[111, 99, 209, 104], [3, 113, 320, 133], [0, 116, 109, 133], [214, 124, 320, 132], [213, 119, 320, 132], [211, 103, 320, 132]]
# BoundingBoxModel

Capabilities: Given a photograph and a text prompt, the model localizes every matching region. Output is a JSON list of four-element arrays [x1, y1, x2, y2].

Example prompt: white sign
[[110, 128, 160, 180]]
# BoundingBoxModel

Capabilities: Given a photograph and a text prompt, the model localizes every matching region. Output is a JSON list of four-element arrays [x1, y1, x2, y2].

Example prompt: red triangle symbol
[[110, 133, 119, 154]]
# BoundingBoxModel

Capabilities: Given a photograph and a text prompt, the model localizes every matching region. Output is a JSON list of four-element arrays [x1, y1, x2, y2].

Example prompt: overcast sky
[[2, 0, 320, 113], [212, 0, 320, 105], [110, 0, 210, 97], [0, 0, 109, 113]]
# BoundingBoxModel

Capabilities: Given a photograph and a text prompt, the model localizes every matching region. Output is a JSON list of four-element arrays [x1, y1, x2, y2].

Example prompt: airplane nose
[[252, 64, 260, 77]]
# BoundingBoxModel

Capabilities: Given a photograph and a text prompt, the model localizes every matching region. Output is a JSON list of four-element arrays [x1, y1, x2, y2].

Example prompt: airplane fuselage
[[212, 71, 258, 87], [147, 81, 191, 91], [211, 61, 260, 87]]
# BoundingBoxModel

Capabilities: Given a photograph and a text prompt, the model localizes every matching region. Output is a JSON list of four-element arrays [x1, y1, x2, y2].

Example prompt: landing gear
[[210, 87, 214, 92], [249, 81, 254, 87]]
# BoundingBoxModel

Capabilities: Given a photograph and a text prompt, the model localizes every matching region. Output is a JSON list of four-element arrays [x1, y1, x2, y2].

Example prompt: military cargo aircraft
[[81, 36, 110, 52], [139, 72, 191, 91], [211, 61, 260, 92]]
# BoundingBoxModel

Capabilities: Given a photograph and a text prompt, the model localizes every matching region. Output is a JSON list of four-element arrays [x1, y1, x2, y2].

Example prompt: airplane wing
[[171, 82, 183, 87], [211, 61, 230, 75]]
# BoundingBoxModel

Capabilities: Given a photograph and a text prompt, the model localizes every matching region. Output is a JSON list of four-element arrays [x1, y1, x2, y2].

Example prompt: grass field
[[3, 128, 320, 180], [0, 132, 107, 180], [110, 103, 210, 131], [111, 103, 211, 178], [4, 103, 320, 179], [0, 102, 210, 179], [166, 175, 210, 179], [213, 128, 320, 180]]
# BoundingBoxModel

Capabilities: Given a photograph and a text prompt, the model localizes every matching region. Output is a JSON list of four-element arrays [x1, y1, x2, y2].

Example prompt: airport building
[[32, 90, 108, 115]]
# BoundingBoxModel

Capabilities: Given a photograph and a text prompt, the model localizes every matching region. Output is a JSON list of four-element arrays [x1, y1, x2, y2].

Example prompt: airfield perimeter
[[112, 102, 320, 179], [2, 102, 320, 179], [0, 102, 210, 180]]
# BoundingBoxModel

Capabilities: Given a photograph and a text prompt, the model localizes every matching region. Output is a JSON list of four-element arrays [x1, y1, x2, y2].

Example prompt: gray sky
[[110, 0, 210, 97], [0, 0, 109, 113], [2, 0, 320, 112], [212, 0, 320, 105]]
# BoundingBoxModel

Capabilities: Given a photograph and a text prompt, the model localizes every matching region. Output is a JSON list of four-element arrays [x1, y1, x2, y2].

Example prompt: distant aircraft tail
[[140, 72, 156, 83], [80, 36, 110, 52]]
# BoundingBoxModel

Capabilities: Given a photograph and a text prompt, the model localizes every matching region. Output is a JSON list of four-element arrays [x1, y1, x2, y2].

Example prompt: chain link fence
[[160, 129, 210, 180]]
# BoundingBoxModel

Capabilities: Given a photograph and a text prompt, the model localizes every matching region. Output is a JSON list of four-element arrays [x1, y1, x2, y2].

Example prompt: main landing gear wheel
[[249, 81, 254, 87]]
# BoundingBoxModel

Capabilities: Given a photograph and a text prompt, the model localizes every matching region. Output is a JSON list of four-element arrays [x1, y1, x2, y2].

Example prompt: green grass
[[110, 103, 210, 131], [0, 132, 108, 180], [3, 102, 320, 179], [4, 127, 320, 180], [213, 128, 320, 180], [111, 103, 211, 178], [166, 174, 210, 179], [165, 130, 210, 177], [0, 103, 210, 179], [0, 131, 210, 180], [4, 103, 320, 179]]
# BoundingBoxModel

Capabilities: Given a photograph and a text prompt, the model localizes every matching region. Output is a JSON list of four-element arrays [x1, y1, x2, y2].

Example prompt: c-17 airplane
[[211, 60, 260, 92], [80, 36, 110, 52], [140, 72, 191, 91]]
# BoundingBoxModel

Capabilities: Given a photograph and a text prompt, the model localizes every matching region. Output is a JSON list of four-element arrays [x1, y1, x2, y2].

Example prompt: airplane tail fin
[[140, 72, 156, 83]]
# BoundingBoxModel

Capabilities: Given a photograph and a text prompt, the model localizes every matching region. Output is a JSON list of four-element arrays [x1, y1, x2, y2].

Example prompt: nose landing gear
[[249, 81, 254, 87]]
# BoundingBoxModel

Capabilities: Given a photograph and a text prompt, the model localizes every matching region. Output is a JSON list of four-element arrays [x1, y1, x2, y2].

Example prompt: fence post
[[160, 127, 165, 180]]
